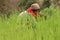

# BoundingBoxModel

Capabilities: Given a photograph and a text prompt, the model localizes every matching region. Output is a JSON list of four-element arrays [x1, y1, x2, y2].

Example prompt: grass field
[[0, 6, 60, 40]]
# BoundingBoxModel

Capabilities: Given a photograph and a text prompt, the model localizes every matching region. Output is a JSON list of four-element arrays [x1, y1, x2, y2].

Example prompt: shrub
[[0, 6, 60, 40]]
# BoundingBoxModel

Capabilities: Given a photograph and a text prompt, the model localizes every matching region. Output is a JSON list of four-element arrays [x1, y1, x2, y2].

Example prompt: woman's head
[[31, 3, 40, 12], [31, 3, 41, 14]]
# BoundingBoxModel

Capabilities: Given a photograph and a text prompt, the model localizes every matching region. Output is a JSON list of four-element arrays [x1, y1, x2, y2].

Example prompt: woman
[[19, 3, 42, 18]]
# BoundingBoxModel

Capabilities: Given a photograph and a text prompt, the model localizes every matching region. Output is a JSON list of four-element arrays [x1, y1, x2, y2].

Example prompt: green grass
[[0, 6, 60, 40]]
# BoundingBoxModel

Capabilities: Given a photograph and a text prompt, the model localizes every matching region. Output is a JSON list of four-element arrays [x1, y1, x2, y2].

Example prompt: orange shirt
[[26, 7, 37, 18]]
